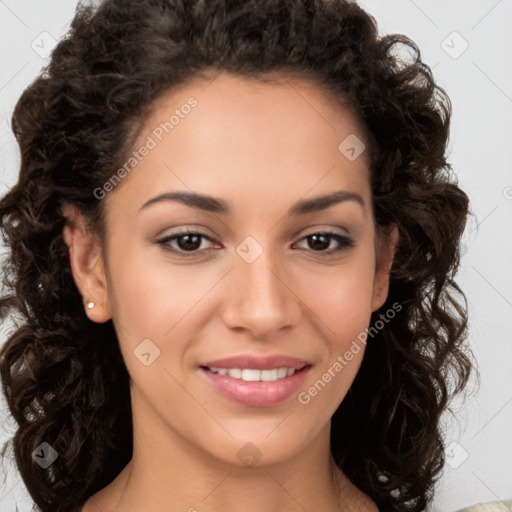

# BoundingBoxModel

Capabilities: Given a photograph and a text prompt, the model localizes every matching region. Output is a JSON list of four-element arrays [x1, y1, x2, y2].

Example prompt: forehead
[[104, 71, 372, 217], [145, 70, 368, 147]]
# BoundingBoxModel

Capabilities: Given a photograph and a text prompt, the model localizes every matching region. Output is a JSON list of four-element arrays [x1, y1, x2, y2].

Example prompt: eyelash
[[156, 229, 355, 257]]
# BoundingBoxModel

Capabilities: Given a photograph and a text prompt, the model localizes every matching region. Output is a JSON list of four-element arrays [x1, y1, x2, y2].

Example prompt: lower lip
[[200, 366, 311, 407]]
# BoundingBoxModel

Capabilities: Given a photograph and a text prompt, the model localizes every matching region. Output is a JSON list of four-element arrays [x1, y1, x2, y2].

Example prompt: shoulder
[[80, 463, 130, 512], [80, 488, 118, 512], [80, 497, 100, 512]]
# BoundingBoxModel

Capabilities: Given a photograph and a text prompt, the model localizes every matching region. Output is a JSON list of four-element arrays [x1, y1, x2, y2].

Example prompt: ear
[[371, 223, 399, 312], [61, 203, 111, 323]]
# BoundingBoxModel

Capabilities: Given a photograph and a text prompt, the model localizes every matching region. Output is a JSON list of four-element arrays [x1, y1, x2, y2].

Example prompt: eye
[[157, 230, 218, 256], [156, 229, 355, 257], [294, 231, 355, 254]]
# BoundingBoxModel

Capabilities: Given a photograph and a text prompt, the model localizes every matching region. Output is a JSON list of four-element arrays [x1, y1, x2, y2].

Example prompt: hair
[[0, 0, 475, 510]]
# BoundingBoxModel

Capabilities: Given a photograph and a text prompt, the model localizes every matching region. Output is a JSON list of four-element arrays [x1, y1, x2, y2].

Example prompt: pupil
[[175, 234, 332, 252], [309, 234, 330, 251], [178, 234, 201, 251]]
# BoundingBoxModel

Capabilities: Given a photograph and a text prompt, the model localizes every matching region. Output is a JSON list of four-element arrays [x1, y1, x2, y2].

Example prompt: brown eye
[[157, 230, 217, 255], [295, 231, 354, 253], [156, 229, 354, 258]]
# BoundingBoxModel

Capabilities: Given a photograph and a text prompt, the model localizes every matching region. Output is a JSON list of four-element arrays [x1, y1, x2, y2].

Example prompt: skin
[[63, 71, 398, 512]]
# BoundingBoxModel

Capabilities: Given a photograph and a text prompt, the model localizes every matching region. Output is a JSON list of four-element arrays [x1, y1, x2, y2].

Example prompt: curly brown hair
[[0, 0, 474, 510]]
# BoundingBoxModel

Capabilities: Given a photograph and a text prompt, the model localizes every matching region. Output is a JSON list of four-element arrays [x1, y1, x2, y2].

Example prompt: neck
[[88, 386, 376, 512]]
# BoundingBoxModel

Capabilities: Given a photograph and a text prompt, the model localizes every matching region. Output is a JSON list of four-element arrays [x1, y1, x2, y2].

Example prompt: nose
[[220, 248, 301, 340]]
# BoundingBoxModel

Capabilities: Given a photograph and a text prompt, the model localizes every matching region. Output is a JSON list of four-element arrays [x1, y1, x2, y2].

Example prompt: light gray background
[[1, 1, 511, 510]]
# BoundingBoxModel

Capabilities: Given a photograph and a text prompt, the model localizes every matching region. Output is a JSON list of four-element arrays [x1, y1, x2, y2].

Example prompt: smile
[[200, 364, 311, 407], [206, 367, 297, 381]]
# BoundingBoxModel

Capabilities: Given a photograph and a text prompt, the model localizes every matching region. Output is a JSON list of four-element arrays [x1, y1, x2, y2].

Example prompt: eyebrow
[[139, 189, 365, 216]]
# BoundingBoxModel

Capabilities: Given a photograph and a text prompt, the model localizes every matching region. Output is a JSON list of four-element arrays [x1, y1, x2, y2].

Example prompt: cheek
[[293, 251, 375, 404], [106, 245, 225, 386], [107, 239, 207, 336], [299, 279, 373, 416], [294, 255, 376, 338]]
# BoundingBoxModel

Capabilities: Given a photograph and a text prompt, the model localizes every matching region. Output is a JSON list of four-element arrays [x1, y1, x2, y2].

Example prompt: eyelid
[[293, 230, 354, 252], [155, 226, 354, 257], [155, 228, 219, 255]]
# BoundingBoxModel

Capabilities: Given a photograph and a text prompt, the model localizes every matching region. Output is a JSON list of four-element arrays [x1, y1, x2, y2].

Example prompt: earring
[[86, 301, 96, 309]]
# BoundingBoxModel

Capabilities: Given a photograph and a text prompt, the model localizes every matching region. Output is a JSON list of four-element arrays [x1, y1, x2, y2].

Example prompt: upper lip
[[200, 354, 311, 370]]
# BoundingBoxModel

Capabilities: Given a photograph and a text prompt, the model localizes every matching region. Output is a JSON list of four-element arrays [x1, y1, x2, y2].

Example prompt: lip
[[199, 354, 312, 407], [200, 354, 311, 370], [200, 365, 311, 407]]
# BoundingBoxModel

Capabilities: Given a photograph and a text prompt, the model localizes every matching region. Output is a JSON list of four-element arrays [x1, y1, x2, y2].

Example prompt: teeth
[[242, 369, 261, 381], [227, 368, 242, 379], [208, 367, 299, 382], [261, 369, 277, 381]]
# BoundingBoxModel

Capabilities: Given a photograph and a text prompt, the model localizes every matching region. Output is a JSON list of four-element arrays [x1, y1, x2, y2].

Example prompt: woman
[[0, 0, 473, 510]]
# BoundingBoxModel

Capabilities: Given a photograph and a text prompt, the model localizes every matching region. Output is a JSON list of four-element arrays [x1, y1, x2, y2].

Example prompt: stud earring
[[86, 301, 96, 309]]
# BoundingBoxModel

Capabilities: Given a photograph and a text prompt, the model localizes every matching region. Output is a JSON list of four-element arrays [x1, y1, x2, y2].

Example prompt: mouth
[[198, 356, 312, 407], [201, 365, 308, 382]]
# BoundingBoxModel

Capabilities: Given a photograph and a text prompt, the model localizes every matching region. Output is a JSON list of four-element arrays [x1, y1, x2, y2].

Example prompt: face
[[63, 71, 398, 468]]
